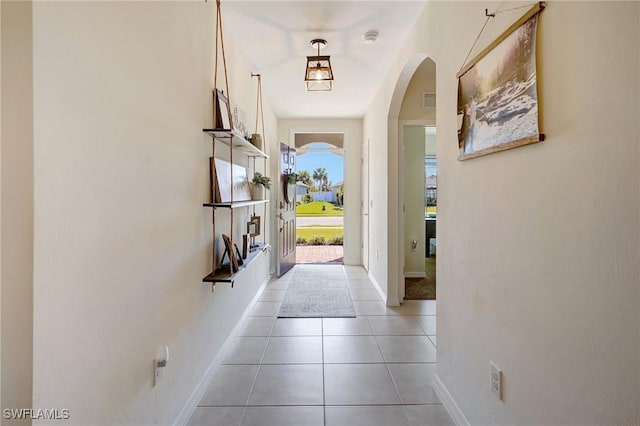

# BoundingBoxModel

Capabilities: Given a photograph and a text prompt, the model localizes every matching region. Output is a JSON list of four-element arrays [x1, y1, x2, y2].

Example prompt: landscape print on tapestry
[[458, 14, 540, 159]]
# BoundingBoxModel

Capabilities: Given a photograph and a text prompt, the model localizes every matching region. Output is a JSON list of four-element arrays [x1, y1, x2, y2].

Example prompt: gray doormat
[[278, 277, 356, 318]]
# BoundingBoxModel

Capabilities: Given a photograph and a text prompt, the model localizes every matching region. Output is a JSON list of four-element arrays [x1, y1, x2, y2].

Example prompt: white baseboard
[[386, 297, 400, 306], [405, 271, 426, 278], [173, 275, 272, 426], [367, 272, 388, 303], [367, 272, 400, 307], [434, 374, 470, 426]]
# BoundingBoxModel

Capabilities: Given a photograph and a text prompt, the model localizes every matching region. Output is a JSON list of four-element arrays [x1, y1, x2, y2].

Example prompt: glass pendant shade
[[305, 56, 333, 91]]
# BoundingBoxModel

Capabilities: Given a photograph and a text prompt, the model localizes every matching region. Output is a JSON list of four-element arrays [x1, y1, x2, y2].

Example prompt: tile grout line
[[321, 316, 327, 426], [381, 303, 420, 426], [242, 302, 280, 418]]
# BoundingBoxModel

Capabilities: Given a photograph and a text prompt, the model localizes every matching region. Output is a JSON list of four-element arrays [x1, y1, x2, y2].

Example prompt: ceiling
[[221, 1, 427, 119]]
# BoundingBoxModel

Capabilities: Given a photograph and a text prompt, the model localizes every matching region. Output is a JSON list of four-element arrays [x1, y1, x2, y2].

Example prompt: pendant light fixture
[[305, 39, 334, 92]]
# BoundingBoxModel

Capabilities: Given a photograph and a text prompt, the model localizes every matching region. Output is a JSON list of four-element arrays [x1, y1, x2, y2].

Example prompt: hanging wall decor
[[250, 73, 266, 150], [457, 2, 545, 160], [212, 0, 233, 130]]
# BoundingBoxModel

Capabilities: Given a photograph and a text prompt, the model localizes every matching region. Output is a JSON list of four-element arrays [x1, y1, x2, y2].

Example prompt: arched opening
[[386, 55, 437, 305]]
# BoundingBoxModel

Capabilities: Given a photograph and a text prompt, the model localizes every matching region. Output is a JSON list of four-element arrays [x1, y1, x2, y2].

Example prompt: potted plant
[[251, 172, 271, 200], [283, 171, 299, 203], [286, 171, 298, 185]]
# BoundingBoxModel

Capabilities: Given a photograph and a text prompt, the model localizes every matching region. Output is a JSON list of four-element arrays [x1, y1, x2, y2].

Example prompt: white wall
[[278, 119, 362, 265], [403, 126, 426, 277], [1, 2, 34, 424], [364, 1, 639, 424], [30, 2, 276, 424]]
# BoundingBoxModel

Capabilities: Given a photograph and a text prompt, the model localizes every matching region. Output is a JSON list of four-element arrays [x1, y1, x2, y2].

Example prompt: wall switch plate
[[490, 361, 502, 400]]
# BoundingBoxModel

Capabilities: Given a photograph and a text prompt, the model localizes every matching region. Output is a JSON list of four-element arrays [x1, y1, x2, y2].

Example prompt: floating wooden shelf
[[203, 243, 270, 284], [203, 129, 269, 158], [203, 199, 269, 209]]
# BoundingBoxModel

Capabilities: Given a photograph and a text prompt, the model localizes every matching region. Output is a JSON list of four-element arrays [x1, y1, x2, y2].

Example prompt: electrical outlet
[[490, 362, 502, 400]]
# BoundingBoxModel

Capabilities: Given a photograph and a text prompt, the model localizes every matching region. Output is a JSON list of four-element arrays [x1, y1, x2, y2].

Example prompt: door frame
[[288, 126, 358, 265], [362, 138, 370, 271], [398, 120, 434, 303]]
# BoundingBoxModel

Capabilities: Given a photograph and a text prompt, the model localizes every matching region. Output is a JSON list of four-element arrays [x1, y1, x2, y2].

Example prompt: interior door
[[278, 143, 296, 276]]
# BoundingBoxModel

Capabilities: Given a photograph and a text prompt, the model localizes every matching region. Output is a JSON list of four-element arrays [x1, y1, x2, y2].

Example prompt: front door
[[278, 143, 296, 276]]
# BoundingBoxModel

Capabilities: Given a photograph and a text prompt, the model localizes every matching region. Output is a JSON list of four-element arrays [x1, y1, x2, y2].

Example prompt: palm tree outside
[[312, 168, 328, 202]]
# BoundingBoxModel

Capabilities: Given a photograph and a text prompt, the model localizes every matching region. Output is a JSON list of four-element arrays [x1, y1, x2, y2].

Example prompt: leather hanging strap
[[214, 0, 233, 128], [253, 74, 266, 138]]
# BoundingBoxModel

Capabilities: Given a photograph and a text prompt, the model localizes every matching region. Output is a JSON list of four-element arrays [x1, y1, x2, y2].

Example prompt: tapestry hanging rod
[[460, 1, 546, 76]]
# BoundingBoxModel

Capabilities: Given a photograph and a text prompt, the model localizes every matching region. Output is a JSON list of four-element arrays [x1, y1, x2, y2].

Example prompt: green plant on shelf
[[252, 172, 271, 189]]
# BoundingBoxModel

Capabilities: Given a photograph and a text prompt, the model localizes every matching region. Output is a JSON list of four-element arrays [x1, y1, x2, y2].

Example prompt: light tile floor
[[188, 265, 452, 426]]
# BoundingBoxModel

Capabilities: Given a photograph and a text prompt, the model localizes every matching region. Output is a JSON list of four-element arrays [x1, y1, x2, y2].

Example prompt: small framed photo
[[247, 215, 261, 238], [213, 89, 232, 130]]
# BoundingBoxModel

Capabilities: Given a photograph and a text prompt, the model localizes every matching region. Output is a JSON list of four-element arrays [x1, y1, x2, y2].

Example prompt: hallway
[[188, 265, 452, 426]]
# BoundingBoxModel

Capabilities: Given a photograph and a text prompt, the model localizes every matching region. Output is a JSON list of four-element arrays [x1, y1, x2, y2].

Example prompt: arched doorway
[[386, 55, 437, 305]]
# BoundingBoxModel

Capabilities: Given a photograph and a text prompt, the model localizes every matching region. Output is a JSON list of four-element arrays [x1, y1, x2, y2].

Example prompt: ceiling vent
[[423, 92, 436, 108]]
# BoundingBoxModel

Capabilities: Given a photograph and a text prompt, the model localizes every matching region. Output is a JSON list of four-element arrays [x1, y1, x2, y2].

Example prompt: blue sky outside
[[297, 150, 344, 185]]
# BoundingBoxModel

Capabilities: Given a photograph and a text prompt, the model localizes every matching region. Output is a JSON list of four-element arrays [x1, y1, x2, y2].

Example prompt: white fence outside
[[310, 190, 336, 203]]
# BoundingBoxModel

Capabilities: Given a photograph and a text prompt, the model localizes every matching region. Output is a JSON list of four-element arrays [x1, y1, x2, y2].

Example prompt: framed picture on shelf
[[247, 215, 261, 238], [231, 101, 248, 138], [210, 157, 221, 204], [213, 89, 232, 130], [213, 158, 251, 203], [221, 234, 239, 273]]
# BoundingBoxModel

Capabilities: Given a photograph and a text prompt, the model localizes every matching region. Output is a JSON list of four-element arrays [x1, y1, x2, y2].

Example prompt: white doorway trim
[[385, 54, 428, 307], [398, 120, 433, 303], [288, 126, 361, 266], [361, 138, 370, 271]]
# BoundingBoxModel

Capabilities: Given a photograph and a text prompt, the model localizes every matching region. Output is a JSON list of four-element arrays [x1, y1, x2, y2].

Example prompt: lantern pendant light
[[305, 39, 333, 92]]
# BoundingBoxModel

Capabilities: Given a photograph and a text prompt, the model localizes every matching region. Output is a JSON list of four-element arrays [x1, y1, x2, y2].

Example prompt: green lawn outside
[[296, 201, 344, 217], [296, 227, 344, 242], [299, 224, 344, 228]]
